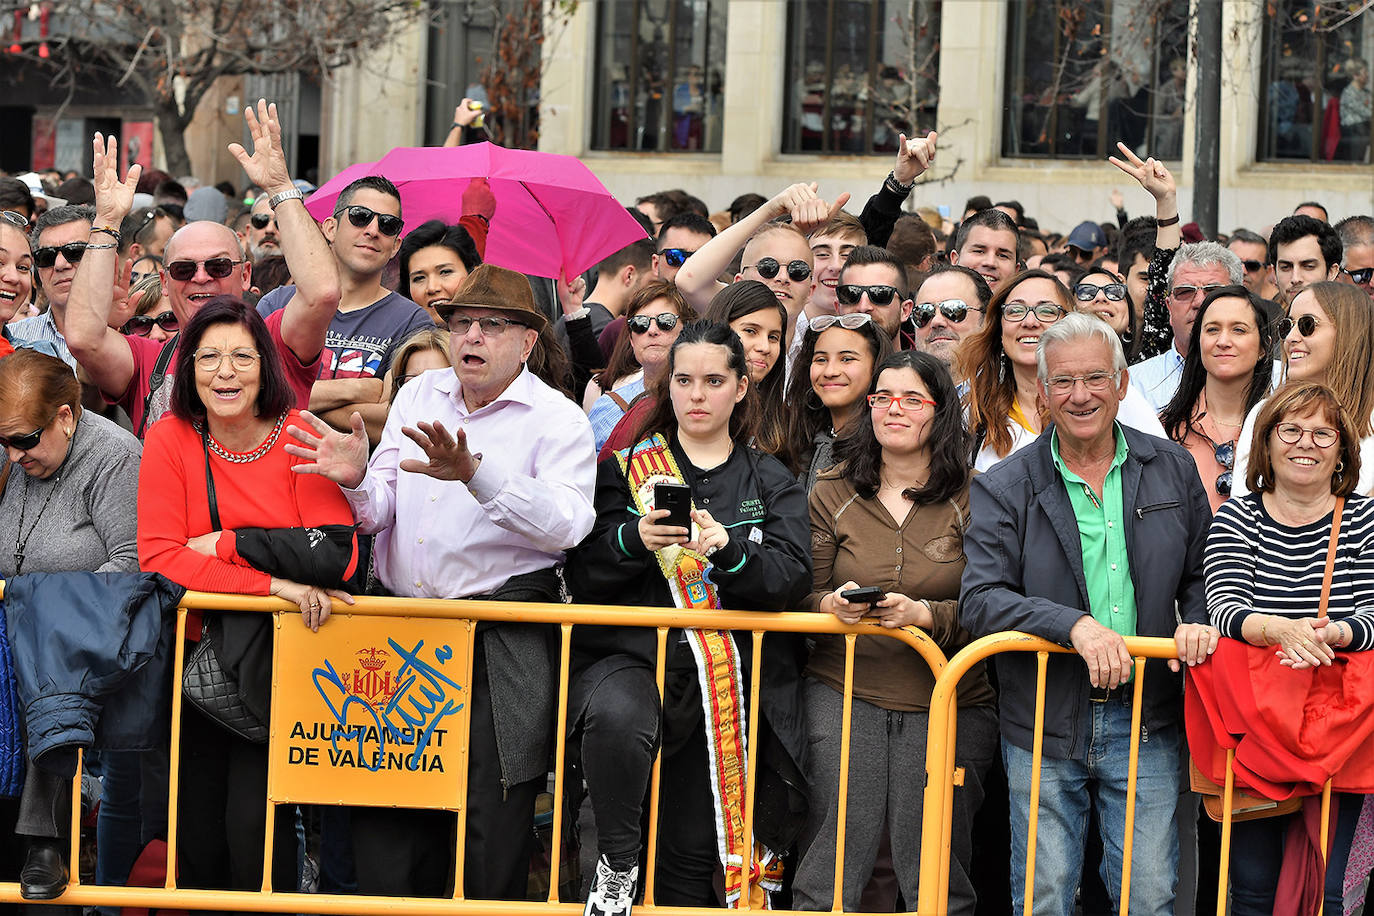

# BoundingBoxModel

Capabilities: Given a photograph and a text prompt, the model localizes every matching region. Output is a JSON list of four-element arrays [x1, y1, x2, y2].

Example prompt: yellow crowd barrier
[[0, 588, 948, 914], [915, 632, 1337, 916]]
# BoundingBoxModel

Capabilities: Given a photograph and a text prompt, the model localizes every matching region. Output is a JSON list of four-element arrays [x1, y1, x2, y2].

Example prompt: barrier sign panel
[[269, 613, 473, 809]]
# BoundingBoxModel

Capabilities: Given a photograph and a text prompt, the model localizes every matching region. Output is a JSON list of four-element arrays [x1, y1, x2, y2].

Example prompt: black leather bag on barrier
[[181, 616, 269, 744]]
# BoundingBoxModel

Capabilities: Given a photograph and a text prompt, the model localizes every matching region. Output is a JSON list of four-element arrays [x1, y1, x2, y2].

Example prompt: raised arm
[[1108, 141, 1181, 251], [229, 99, 340, 365], [65, 133, 137, 399], [858, 131, 937, 248]]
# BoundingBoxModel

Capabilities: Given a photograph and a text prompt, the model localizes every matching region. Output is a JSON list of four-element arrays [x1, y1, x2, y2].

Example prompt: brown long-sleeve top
[[805, 469, 995, 712]]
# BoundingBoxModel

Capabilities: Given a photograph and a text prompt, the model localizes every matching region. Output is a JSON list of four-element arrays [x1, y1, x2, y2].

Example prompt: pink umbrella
[[305, 142, 648, 278]]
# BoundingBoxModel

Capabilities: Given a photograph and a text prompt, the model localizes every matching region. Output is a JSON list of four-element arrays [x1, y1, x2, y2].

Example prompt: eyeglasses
[[1277, 313, 1322, 338], [448, 314, 527, 336], [1344, 266, 1374, 286], [836, 284, 901, 306], [165, 258, 244, 282], [657, 248, 696, 268], [1074, 283, 1127, 302], [0, 210, 29, 229], [1211, 439, 1236, 496], [810, 313, 873, 332], [121, 310, 179, 337], [194, 348, 261, 372], [867, 393, 936, 412], [335, 205, 404, 237], [1275, 423, 1339, 448], [250, 212, 278, 231], [33, 242, 88, 269], [627, 312, 680, 334], [1170, 283, 1224, 301], [1240, 259, 1265, 273], [1004, 302, 1066, 322], [913, 299, 982, 328], [744, 257, 812, 282], [1045, 371, 1120, 395], [0, 411, 55, 451]]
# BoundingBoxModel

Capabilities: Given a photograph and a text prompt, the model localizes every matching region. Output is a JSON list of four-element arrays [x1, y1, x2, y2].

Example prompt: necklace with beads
[[204, 412, 287, 464]]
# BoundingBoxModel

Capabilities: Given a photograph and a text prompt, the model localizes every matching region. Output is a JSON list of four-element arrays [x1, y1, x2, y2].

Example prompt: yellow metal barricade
[[0, 588, 948, 914], [915, 632, 1337, 916]]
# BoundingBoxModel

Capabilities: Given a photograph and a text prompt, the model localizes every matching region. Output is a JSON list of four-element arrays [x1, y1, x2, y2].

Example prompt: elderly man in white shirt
[[288, 263, 596, 902]]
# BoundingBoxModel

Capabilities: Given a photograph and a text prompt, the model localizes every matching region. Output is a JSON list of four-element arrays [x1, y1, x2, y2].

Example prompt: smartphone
[[840, 586, 885, 604], [653, 482, 693, 532]]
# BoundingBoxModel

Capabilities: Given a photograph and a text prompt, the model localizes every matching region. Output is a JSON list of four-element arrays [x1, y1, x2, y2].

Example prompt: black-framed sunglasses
[[1277, 313, 1322, 338], [627, 312, 680, 334], [0, 411, 56, 451], [1240, 259, 1265, 273], [1212, 439, 1235, 496], [336, 205, 404, 237], [165, 257, 244, 282], [33, 242, 88, 269], [121, 310, 179, 337], [250, 212, 278, 231], [836, 284, 901, 306], [1344, 266, 1374, 286], [1074, 282, 1127, 302], [912, 298, 982, 328], [128, 206, 163, 243], [657, 248, 696, 268], [745, 257, 812, 282]]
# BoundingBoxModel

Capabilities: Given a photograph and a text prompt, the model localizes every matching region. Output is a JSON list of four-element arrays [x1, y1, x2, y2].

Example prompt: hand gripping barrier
[[914, 632, 1337, 916], [0, 587, 949, 914]]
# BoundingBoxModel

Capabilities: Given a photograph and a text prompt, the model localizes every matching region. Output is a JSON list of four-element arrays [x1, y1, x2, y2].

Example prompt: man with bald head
[[66, 100, 339, 437]]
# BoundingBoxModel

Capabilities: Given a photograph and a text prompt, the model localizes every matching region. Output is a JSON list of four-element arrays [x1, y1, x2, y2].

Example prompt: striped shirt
[[1205, 493, 1374, 649]]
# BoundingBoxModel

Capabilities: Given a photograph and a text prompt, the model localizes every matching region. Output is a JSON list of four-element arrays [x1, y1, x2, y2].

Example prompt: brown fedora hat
[[434, 263, 548, 332]]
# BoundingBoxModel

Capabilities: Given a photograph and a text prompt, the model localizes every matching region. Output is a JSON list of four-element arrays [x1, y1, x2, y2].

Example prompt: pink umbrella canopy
[[305, 143, 648, 278]]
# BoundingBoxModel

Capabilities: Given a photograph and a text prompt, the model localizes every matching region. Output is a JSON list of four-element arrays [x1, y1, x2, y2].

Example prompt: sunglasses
[[1240, 259, 1265, 273], [657, 248, 696, 268], [33, 242, 88, 269], [1075, 282, 1127, 302], [836, 284, 901, 306], [165, 257, 244, 282], [1277, 313, 1322, 338], [1212, 439, 1235, 497], [1344, 266, 1374, 286], [0, 210, 29, 229], [128, 207, 162, 242], [0, 412, 55, 451], [250, 212, 278, 231], [336, 205, 404, 237], [745, 257, 812, 282], [1170, 283, 1224, 301], [810, 313, 873, 332], [121, 310, 179, 337], [627, 312, 680, 334], [912, 298, 981, 328]]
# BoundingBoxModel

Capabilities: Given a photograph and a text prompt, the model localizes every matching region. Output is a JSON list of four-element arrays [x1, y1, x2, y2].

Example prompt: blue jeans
[[95, 749, 168, 913], [1229, 792, 1362, 916], [1004, 696, 1180, 916]]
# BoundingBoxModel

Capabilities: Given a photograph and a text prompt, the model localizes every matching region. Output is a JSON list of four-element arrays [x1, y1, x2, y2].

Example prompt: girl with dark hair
[[792, 350, 996, 914], [1159, 286, 1274, 511], [782, 312, 893, 490], [1073, 266, 1143, 364], [136, 295, 357, 895], [703, 280, 789, 454], [566, 321, 811, 913], [398, 219, 483, 324]]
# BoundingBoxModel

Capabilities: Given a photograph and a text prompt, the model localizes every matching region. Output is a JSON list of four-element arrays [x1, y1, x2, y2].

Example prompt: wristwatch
[[268, 187, 305, 210]]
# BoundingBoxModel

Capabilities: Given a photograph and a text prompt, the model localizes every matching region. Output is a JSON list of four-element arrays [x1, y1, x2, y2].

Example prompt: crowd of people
[[0, 95, 1373, 916]]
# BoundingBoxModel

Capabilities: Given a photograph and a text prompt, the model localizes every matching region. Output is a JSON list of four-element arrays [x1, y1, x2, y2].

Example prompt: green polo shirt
[[1051, 424, 1137, 639]]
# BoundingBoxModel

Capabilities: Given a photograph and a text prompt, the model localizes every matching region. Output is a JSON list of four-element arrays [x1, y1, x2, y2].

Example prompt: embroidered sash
[[616, 433, 781, 907]]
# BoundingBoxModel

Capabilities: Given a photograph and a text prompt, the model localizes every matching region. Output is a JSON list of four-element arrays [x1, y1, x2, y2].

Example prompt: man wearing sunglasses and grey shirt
[[64, 99, 339, 439], [257, 174, 433, 446]]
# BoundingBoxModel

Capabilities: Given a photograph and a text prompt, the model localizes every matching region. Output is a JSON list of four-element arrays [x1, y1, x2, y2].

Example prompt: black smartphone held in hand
[[840, 586, 885, 604], [653, 482, 693, 532]]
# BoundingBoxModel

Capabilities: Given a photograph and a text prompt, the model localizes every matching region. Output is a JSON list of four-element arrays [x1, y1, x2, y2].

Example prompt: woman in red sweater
[[137, 295, 356, 894]]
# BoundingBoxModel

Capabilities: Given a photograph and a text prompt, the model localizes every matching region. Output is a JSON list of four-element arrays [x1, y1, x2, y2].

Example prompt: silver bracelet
[[83, 242, 118, 251]]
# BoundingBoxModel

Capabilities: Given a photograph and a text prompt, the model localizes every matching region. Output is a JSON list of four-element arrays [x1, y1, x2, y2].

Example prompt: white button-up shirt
[[345, 366, 596, 598], [1129, 347, 1185, 412]]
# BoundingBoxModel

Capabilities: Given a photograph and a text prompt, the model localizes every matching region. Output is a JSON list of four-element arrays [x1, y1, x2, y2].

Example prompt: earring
[[997, 353, 1007, 385], [1336, 461, 1345, 473], [805, 388, 825, 411]]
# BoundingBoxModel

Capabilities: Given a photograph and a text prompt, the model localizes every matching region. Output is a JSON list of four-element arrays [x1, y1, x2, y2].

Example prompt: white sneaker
[[584, 855, 638, 916]]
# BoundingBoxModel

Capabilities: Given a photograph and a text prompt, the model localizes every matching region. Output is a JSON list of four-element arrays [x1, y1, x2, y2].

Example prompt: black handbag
[[181, 616, 269, 743]]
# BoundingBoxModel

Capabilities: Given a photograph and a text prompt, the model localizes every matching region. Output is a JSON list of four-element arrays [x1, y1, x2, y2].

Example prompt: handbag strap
[[200, 430, 222, 532], [1319, 496, 1345, 620]]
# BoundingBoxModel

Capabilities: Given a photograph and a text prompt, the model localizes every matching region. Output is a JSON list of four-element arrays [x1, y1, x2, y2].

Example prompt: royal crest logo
[[349, 647, 396, 708]]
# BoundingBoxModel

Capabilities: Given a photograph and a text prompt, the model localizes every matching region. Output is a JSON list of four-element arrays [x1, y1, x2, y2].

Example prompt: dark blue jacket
[[4, 572, 183, 775], [959, 425, 1210, 761]]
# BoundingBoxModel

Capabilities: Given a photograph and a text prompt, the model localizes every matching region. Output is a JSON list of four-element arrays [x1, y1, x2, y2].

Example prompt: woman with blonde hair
[[1233, 281, 1374, 497], [385, 327, 452, 404]]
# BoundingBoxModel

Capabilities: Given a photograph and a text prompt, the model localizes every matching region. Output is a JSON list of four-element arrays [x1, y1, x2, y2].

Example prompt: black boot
[[20, 838, 68, 900]]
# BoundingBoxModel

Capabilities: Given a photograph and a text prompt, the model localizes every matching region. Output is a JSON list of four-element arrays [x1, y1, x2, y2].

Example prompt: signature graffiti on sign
[[311, 638, 464, 771]]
